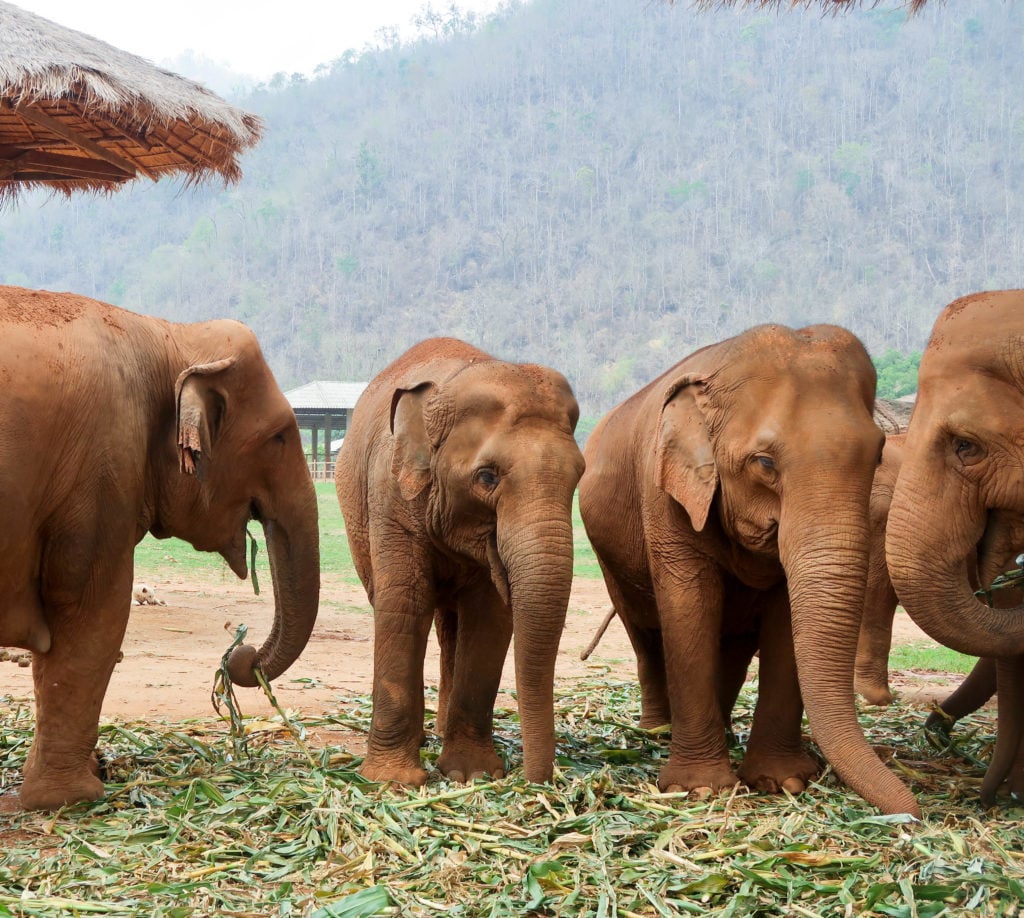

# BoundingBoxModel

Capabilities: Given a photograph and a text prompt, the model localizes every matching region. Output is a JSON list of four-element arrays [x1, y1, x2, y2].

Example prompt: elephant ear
[[390, 382, 437, 501], [655, 374, 718, 532], [175, 357, 236, 477]]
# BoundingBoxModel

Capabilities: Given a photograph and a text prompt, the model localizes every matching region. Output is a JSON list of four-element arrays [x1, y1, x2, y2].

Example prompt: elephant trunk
[[497, 509, 575, 784], [781, 496, 921, 817], [887, 476, 1024, 657], [227, 478, 321, 686], [982, 659, 1024, 805]]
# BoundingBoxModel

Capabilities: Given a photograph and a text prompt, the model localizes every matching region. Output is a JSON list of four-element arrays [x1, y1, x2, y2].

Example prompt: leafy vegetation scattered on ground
[[1, 679, 1021, 916]]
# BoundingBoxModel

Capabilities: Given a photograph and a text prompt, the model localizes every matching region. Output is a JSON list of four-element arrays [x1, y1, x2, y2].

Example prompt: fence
[[309, 460, 336, 481]]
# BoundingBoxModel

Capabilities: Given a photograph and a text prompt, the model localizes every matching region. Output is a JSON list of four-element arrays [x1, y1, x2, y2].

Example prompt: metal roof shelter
[[0, 0, 261, 205], [285, 381, 368, 480]]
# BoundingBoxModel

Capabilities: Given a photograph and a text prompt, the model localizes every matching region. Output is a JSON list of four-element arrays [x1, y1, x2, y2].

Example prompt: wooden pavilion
[[285, 381, 368, 481]]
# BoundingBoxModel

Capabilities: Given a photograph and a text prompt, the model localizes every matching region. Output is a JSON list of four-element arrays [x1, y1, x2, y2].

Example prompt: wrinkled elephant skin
[[887, 289, 1024, 805], [0, 287, 320, 810], [580, 323, 919, 816], [335, 338, 584, 787]]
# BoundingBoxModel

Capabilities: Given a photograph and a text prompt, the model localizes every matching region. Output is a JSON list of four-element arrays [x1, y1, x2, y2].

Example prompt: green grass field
[[889, 643, 976, 676]]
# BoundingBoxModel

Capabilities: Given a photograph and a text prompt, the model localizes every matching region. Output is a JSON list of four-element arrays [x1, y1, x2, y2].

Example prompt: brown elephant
[[335, 338, 585, 786], [855, 434, 999, 719], [887, 289, 1024, 805], [580, 323, 919, 816], [0, 286, 320, 810]]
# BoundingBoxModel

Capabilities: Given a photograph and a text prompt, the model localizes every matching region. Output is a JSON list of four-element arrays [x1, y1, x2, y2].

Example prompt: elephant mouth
[[737, 519, 779, 553], [486, 531, 512, 607]]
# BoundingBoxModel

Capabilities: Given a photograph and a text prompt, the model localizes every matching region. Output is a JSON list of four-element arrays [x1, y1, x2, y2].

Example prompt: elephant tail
[[580, 606, 617, 661]]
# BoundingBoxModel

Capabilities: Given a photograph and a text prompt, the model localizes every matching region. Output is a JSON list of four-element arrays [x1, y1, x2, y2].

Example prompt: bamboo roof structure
[[0, 0, 262, 205]]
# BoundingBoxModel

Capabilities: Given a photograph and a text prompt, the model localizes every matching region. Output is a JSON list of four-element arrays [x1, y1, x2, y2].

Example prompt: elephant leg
[[363, 600, 434, 785], [925, 657, 996, 731], [854, 574, 898, 706], [981, 657, 1024, 806], [740, 587, 818, 795], [21, 566, 132, 810], [436, 581, 511, 782], [655, 566, 736, 793], [434, 602, 458, 737], [719, 631, 758, 724], [602, 573, 670, 729], [361, 527, 438, 785]]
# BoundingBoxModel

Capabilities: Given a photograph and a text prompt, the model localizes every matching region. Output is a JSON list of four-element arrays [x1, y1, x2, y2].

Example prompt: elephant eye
[[954, 437, 984, 466], [753, 454, 775, 471], [475, 467, 500, 488]]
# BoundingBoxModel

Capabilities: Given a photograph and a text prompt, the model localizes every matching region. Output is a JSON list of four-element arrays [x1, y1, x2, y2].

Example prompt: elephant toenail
[[782, 777, 806, 794]]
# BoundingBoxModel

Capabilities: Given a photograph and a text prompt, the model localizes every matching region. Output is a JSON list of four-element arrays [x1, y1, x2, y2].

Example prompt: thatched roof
[[0, 1, 262, 204]]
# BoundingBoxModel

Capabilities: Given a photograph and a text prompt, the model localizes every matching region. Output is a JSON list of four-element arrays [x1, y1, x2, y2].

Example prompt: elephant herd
[[2, 284, 1024, 820]]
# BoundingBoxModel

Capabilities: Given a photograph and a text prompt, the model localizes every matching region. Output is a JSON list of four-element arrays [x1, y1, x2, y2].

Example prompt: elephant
[[887, 289, 1024, 805], [0, 286, 320, 810], [579, 323, 920, 816], [855, 433, 906, 706], [855, 433, 1000, 722], [335, 337, 585, 786]]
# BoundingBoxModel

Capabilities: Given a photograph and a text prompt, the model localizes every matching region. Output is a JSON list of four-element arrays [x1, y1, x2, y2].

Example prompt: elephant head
[[154, 321, 320, 687], [886, 291, 1024, 803], [388, 358, 585, 780], [887, 291, 1024, 658]]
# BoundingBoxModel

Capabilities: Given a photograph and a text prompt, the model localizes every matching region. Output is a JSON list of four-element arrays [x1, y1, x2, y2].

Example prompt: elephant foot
[[855, 675, 895, 707], [19, 744, 104, 811], [19, 766, 104, 811], [657, 760, 737, 795], [359, 756, 429, 787], [738, 750, 819, 795], [437, 742, 505, 783]]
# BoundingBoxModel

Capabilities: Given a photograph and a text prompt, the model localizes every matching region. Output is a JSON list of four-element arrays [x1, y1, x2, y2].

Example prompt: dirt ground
[[0, 571, 967, 729]]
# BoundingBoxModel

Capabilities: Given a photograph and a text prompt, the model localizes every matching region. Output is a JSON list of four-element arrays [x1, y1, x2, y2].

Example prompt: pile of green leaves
[[0, 679, 1021, 916]]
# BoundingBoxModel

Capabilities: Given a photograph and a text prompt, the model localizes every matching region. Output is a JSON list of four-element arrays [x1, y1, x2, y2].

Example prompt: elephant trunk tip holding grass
[[580, 322, 920, 817], [0, 285, 320, 810], [336, 336, 585, 788], [887, 289, 1024, 805]]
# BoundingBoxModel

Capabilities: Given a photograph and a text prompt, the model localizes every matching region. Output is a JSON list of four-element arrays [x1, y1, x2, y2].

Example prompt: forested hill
[[1, 0, 1021, 418]]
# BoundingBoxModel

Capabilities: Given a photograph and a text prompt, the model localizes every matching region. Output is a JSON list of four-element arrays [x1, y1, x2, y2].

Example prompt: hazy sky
[[13, 0, 501, 80]]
